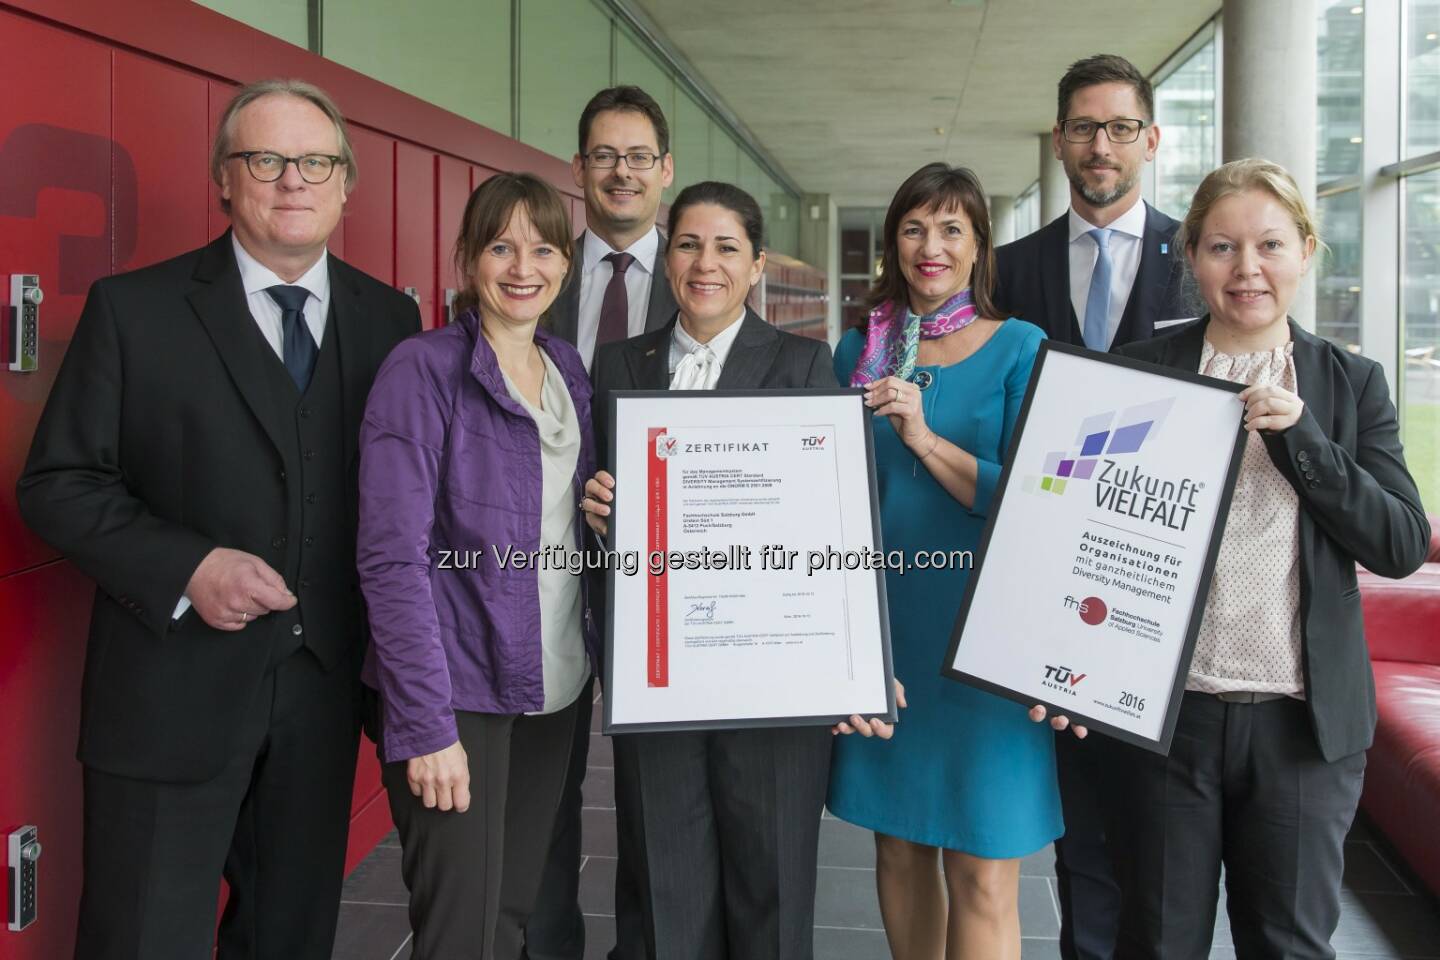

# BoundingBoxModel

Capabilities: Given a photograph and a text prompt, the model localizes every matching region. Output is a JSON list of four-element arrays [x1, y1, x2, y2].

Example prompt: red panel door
[[0, 12, 112, 579], [0, 560, 94, 960], [343, 126, 394, 286], [207, 80, 237, 243], [395, 143, 436, 329], [437, 156, 470, 327], [114, 51, 210, 272]]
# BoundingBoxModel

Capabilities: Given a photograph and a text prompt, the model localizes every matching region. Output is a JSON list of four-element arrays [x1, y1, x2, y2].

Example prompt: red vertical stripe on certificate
[[647, 428, 669, 687]]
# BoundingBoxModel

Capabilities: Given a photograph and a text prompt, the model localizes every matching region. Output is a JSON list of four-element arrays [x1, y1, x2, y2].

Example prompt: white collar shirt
[[1067, 198, 1148, 350], [668, 310, 746, 390], [577, 226, 660, 371], [232, 233, 331, 357]]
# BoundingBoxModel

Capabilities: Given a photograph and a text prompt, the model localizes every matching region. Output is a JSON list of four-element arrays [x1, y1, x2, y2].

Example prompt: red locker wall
[[0, 2, 585, 957]]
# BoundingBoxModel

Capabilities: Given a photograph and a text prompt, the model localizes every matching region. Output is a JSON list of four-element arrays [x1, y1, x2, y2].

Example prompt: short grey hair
[[211, 78, 358, 212]]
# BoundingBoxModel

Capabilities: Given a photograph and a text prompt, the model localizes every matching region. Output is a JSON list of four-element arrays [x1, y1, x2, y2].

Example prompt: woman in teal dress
[[827, 163, 1064, 960]]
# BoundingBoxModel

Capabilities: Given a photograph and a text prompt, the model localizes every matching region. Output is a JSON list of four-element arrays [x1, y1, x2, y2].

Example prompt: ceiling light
[[1348, 286, 1362, 293], [1349, 5, 1362, 13], [1428, 32, 1438, 40], [1350, 136, 1363, 143], [934, 126, 946, 135]]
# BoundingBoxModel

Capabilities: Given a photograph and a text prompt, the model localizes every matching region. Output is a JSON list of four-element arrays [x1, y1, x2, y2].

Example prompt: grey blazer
[[548, 229, 678, 367]]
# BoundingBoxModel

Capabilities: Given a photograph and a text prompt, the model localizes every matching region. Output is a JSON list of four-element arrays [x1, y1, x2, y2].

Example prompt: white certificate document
[[943, 343, 1246, 754], [603, 390, 896, 733]]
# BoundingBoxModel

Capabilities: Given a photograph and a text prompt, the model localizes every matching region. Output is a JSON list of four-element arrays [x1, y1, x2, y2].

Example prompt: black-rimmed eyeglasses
[[583, 150, 661, 170], [1060, 119, 1147, 144], [227, 151, 346, 184]]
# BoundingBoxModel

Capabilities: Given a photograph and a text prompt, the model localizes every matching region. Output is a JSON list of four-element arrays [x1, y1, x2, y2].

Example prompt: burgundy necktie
[[597, 252, 636, 346]]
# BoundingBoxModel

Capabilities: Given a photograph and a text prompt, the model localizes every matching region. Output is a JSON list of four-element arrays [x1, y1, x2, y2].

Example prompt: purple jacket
[[357, 310, 598, 762]]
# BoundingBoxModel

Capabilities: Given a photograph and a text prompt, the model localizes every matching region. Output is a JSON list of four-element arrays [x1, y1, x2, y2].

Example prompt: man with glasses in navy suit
[[994, 53, 1193, 960]]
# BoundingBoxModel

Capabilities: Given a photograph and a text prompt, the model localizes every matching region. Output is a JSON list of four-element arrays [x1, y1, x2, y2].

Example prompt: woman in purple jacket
[[356, 172, 596, 960]]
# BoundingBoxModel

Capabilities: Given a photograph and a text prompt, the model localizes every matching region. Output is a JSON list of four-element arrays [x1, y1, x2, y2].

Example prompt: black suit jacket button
[[291, 624, 304, 636], [1307, 480, 1319, 488], [1297, 451, 1310, 463], [305, 493, 317, 504], [278, 470, 287, 482], [272, 536, 287, 548], [304, 536, 316, 547], [303, 449, 316, 461]]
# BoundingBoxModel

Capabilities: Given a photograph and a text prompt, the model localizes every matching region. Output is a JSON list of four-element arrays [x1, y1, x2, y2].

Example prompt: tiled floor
[[334, 696, 1440, 960]]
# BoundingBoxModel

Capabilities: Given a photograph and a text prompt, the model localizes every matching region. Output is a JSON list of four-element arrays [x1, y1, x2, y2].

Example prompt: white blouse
[[1187, 338, 1305, 698]]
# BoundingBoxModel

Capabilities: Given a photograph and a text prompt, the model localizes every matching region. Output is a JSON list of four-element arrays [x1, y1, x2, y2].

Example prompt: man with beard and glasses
[[524, 84, 677, 960], [994, 54, 1191, 960]]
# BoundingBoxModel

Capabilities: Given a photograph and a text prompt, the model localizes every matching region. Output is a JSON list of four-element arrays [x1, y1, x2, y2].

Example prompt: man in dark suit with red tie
[[994, 55, 1193, 960], [526, 85, 678, 960], [18, 80, 419, 959]]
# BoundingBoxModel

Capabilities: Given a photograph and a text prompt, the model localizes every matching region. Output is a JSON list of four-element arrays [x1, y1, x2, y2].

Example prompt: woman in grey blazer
[[581, 181, 893, 960], [1100, 159, 1430, 959]]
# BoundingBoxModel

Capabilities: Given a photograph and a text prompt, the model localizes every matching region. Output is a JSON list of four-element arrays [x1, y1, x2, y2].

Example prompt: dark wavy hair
[[864, 163, 999, 321], [666, 181, 765, 255], [452, 172, 574, 317]]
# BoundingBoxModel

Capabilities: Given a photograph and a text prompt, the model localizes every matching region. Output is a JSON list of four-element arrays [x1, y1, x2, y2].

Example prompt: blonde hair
[[211, 79, 357, 212], [1176, 158, 1321, 256]]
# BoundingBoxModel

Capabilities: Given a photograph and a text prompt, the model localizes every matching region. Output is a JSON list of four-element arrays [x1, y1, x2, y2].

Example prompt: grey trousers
[[611, 725, 833, 960], [381, 699, 580, 960], [1103, 692, 1365, 960]]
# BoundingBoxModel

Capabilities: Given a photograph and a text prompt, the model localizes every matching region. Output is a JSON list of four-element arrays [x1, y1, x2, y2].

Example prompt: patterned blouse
[[1187, 338, 1304, 698]]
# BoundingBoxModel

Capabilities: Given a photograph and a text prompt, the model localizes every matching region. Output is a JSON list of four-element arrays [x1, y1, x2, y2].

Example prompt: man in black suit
[[993, 55, 1191, 960], [17, 79, 419, 960], [526, 85, 679, 960]]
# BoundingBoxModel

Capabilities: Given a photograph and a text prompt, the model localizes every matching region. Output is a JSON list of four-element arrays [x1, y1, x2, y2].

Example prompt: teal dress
[[827, 318, 1063, 857]]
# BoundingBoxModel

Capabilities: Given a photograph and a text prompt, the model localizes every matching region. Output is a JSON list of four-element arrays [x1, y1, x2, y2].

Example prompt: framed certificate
[[602, 390, 897, 734], [942, 342, 1246, 754]]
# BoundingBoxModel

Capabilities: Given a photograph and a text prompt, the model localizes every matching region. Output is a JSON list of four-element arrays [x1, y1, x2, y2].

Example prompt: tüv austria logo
[[1042, 664, 1087, 696], [655, 434, 679, 459], [1024, 397, 1176, 496]]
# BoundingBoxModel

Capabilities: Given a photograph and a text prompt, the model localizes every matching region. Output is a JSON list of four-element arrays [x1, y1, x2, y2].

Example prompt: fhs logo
[[1042, 664, 1087, 696], [1025, 397, 1175, 496], [1063, 595, 1109, 626]]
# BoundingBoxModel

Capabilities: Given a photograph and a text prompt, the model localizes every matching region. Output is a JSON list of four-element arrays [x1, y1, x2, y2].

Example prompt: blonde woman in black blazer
[[1100, 159, 1429, 959]]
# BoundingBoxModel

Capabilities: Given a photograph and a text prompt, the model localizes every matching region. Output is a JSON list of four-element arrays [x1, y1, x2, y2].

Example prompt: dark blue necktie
[[265, 285, 318, 392]]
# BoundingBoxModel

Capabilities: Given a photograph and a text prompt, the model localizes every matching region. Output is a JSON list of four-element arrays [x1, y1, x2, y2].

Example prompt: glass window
[[518, 0, 612, 161], [670, 91, 710, 200], [195, 0, 308, 48], [709, 125, 739, 184], [324, 0, 511, 133], [1316, 189, 1363, 350], [1401, 170, 1440, 513], [768, 176, 799, 259], [1014, 183, 1040, 240], [1317, 0, 1365, 180], [1407, 0, 1440, 157], [616, 29, 673, 126], [1153, 36, 1217, 220]]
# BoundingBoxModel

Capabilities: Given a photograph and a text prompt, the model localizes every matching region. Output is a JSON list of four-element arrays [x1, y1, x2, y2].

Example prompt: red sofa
[[1358, 515, 1440, 897]]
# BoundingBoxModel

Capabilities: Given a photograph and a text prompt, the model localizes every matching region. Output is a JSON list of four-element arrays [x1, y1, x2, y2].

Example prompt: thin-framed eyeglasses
[[583, 150, 661, 170], [227, 151, 346, 184], [1060, 118, 1147, 144]]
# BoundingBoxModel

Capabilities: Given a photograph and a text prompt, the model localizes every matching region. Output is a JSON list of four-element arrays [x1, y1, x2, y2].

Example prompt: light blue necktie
[[1083, 228, 1113, 351]]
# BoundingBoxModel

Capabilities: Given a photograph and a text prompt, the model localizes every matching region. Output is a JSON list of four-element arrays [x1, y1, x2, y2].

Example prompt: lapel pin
[[645, 348, 657, 356], [1161, 242, 1169, 255]]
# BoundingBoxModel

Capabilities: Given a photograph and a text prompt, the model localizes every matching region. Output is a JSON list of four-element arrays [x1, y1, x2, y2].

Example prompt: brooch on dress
[[910, 370, 934, 390]]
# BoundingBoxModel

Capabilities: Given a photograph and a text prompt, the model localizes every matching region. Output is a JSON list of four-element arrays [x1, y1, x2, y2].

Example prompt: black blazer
[[548, 229, 678, 366], [994, 202, 1189, 349], [591, 308, 838, 466], [17, 231, 420, 781], [1117, 318, 1430, 761]]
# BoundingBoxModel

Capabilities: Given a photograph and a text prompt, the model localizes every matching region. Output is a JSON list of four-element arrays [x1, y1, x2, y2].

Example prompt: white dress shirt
[[668, 310, 746, 390], [232, 233, 331, 357], [1067, 199, 1147, 350], [577, 227, 660, 370], [174, 237, 332, 620]]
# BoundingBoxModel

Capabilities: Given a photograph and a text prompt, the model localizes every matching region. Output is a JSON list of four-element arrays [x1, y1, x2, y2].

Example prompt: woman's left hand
[[865, 376, 932, 449], [833, 679, 907, 739], [1238, 384, 1304, 434]]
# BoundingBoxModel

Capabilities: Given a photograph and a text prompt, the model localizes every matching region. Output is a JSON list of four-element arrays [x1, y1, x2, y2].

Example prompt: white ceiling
[[636, 0, 1219, 205]]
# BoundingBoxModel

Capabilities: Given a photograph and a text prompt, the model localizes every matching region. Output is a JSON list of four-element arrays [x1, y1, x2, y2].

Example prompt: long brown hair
[[452, 172, 574, 317], [864, 163, 1000, 322]]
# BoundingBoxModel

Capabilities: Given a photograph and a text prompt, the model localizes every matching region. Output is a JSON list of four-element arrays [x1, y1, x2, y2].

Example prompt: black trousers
[[382, 699, 579, 960], [524, 677, 594, 960], [1103, 692, 1365, 960], [1054, 733, 1122, 960], [611, 726, 832, 960], [74, 647, 360, 960]]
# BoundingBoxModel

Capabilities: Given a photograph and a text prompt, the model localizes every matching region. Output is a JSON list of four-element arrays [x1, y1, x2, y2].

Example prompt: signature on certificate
[[685, 599, 718, 623]]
